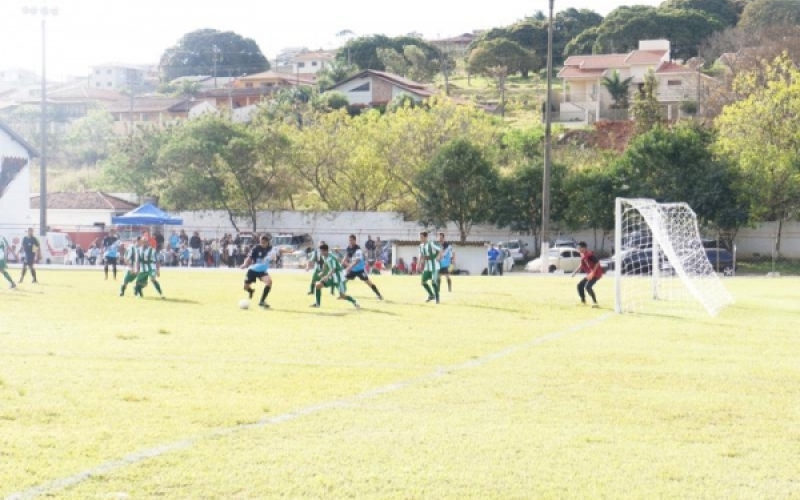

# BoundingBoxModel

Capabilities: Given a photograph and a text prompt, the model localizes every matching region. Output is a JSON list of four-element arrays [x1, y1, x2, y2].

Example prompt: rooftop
[[30, 192, 138, 211]]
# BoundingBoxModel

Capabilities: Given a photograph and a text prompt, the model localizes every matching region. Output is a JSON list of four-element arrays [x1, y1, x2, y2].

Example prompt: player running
[[103, 228, 120, 280], [120, 237, 141, 297], [572, 241, 603, 308], [0, 236, 16, 289], [419, 231, 441, 303], [134, 237, 164, 299], [241, 235, 273, 309], [343, 234, 383, 300], [311, 243, 359, 309], [436, 232, 454, 293]]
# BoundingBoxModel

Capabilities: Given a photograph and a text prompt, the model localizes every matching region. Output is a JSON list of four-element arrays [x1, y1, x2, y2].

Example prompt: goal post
[[614, 198, 734, 317]]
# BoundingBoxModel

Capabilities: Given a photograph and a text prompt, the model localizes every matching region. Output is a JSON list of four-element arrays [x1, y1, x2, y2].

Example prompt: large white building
[[0, 120, 37, 236], [89, 63, 146, 90]]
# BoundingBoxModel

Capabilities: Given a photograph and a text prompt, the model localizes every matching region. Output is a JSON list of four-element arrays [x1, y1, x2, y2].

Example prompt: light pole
[[23, 4, 58, 237], [541, 0, 554, 272]]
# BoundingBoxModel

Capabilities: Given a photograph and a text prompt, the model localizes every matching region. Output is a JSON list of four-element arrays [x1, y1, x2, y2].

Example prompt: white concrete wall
[[28, 208, 119, 228], [732, 222, 800, 258], [392, 243, 491, 276], [391, 87, 423, 101], [0, 128, 33, 234]]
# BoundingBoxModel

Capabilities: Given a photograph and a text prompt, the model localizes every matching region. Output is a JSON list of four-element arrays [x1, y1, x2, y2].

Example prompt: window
[[311, 61, 318, 66], [107, 82, 112, 87], [667, 80, 682, 86], [107, 69, 112, 74], [297, 62, 305, 68], [351, 82, 370, 92], [95, 70, 101, 75]]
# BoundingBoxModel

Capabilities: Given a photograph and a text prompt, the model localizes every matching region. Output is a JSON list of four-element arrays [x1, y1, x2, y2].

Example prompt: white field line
[[5, 313, 612, 500]]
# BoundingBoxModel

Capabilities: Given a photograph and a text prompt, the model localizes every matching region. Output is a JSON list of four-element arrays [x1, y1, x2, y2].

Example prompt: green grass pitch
[[1, 269, 799, 499]]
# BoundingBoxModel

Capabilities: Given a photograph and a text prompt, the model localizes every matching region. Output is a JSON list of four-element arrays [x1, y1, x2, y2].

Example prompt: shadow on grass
[[278, 309, 350, 318], [463, 303, 530, 314], [357, 308, 400, 317], [7, 288, 45, 295], [139, 297, 201, 305]]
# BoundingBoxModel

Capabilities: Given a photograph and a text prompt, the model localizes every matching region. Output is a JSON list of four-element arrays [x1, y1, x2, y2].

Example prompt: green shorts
[[0, 259, 7, 271], [421, 270, 439, 283], [136, 270, 157, 284]]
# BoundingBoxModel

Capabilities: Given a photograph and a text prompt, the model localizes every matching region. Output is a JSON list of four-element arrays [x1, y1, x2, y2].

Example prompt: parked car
[[525, 247, 582, 273], [271, 233, 313, 255], [550, 237, 577, 249], [706, 248, 736, 275], [497, 240, 530, 263]]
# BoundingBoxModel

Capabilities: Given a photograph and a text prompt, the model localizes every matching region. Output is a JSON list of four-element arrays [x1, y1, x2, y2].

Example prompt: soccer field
[[1, 269, 798, 499]]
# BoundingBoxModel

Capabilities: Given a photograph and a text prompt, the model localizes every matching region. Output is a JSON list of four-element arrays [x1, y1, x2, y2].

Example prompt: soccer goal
[[614, 198, 734, 317]]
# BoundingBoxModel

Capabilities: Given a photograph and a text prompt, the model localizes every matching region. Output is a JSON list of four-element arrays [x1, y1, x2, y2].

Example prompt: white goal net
[[614, 198, 734, 317]]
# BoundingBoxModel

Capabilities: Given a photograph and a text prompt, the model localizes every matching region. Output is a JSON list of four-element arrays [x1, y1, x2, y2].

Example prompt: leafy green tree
[[739, 0, 800, 29], [614, 123, 748, 232], [159, 29, 269, 81], [376, 47, 409, 76], [601, 70, 634, 109], [403, 45, 440, 82], [562, 165, 621, 253], [468, 38, 541, 79], [564, 27, 601, 56], [317, 91, 349, 111], [631, 70, 663, 134], [316, 60, 357, 89], [493, 159, 569, 256], [62, 109, 114, 167], [716, 54, 800, 255], [661, 0, 740, 27], [416, 139, 500, 242], [338, 35, 439, 72], [103, 126, 172, 199]]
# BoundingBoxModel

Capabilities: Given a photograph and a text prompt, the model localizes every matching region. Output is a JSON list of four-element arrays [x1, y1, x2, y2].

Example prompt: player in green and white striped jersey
[[306, 242, 334, 296], [419, 231, 441, 304], [134, 238, 164, 298], [119, 237, 141, 297], [311, 243, 359, 309], [0, 236, 17, 289]]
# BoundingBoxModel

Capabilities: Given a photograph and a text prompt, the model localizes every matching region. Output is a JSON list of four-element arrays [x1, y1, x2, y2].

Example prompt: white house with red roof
[[557, 40, 712, 123]]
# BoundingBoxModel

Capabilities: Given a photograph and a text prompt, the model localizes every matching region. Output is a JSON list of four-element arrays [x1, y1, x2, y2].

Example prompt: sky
[[0, 0, 663, 81]]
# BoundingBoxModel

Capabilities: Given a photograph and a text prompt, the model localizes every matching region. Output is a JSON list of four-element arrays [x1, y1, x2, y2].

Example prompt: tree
[[316, 60, 357, 89], [468, 38, 541, 79], [716, 54, 800, 255], [660, 0, 740, 27], [338, 35, 440, 72], [62, 109, 114, 167], [492, 159, 568, 256], [739, 0, 800, 30], [159, 29, 269, 81], [601, 70, 634, 109], [376, 47, 409, 76], [562, 165, 621, 253], [415, 139, 499, 243], [631, 70, 663, 133], [403, 45, 440, 82], [317, 91, 349, 111], [614, 123, 747, 232]]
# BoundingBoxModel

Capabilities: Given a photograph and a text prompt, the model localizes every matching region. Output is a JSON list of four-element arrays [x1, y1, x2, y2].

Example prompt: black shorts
[[346, 270, 369, 281], [245, 269, 268, 284], [439, 265, 451, 275], [105, 257, 118, 265]]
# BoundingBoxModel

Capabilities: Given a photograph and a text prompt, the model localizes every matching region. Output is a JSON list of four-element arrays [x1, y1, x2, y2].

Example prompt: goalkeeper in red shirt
[[572, 241, 603, 308]]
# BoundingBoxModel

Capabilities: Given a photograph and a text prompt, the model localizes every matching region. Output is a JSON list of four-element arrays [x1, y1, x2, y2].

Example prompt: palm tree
[[601, 70, 633, 109]]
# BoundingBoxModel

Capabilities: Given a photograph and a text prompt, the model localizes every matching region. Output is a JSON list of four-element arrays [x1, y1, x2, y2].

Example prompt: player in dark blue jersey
[[342, 234, 383, 300], [19, 228, 40, 284], [241, 235, 273, 309]]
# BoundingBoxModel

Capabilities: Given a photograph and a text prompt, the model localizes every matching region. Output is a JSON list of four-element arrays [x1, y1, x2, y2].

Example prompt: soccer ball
[[238, 299, 250, 310]]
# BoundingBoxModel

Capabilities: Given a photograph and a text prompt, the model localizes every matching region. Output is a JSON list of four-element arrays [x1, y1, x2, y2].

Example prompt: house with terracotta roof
[[322, 70, 436, 108], [107, 96, 193, 134], [557, 40, 712, 123], [232, 71, 316, 90]]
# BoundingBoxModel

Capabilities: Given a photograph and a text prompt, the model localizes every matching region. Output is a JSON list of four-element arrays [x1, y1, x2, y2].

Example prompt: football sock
[[31, 269, 37, 282], [371, 284, 381, 297], [260, 285, 271, 304], [344, 295, 356, 304], [433, 282, 440, 301], [3, 271, 13, 285], [152, 280, 163, 295], [422, 283, 433, 298], [315, 288, 322, 306]]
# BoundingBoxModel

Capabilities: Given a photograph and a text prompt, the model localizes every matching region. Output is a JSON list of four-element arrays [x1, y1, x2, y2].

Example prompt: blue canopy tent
[[111, 203, 183, 226]]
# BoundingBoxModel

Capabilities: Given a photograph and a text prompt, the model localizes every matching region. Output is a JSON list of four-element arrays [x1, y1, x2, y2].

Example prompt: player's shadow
[[142, 297, 200, 305], [463, 303, 529, 314], [280, 309, 350, 317], [357, 308, 399, 316], [8, 288, 45, 295]]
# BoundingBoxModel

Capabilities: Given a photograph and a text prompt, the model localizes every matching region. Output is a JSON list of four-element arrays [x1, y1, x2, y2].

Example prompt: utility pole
[[541, 0, 554, 270], [23, 4, 57, 237], [212, 44, 221, 89]]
